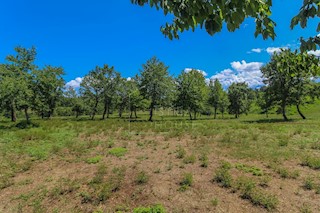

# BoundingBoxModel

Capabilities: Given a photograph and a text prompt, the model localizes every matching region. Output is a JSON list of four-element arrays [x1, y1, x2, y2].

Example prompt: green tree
[[1, 46, 36, 122], [218, 89, 229, 119], [32, 66, 65, 119], [63, 87, 86, 118], [176, 69, 209, 120], [100, 65, 121, 120], [138, 57, 172, 121], [131, 0, 319, 51], [80, 66, 105, 120], [228, 82, 252, 118], [261, 50, 320, 120], [209, 78, 223, 119]]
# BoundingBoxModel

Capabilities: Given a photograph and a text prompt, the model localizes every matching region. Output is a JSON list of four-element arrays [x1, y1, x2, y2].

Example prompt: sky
[[0, 0, 319, 88]]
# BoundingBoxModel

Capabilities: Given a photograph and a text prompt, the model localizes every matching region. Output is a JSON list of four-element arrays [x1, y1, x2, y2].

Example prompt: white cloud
[[184, 68, 208, 77], [210, 60, 264, 88], [266, 47, 288, 55], [308, 50, 320, 57], [126, 77, 132, 81], [251, 48, 262, 53], [65, 77, 83, 89]]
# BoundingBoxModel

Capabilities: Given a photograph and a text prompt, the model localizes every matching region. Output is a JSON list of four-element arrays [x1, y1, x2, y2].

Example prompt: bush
[[135, 171, 149, 185], [176, 146, 186, 159], [213, 163, 233, 188], [183, 154, 196, 164]]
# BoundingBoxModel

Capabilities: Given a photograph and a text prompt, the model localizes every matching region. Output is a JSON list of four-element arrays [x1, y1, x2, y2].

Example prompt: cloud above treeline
[[308, 50, 320, 57], [210, 60, 264, 88], [65, 77, 83, 88], [248, 46, 289, 55], [184, 68, 208, 77]]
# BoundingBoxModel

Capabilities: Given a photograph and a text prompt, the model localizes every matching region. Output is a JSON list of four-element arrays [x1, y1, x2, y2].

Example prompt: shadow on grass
[[242, 118, 295, 124]]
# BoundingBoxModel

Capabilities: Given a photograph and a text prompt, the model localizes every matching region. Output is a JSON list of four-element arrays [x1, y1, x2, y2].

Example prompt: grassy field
[[0, 104, 320, 213]]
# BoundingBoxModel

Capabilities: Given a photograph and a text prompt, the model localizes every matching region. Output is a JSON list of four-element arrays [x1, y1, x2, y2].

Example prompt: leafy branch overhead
[[131, 0, 320, 51]]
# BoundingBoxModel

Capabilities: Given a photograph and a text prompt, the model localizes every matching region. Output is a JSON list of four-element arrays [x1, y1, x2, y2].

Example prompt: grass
[[108, 147, 128, 157], [1, 105, 320, 212]]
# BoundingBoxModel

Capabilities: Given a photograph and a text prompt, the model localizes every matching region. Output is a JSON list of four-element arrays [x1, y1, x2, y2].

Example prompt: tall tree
[[138, 57, 172, 121], [132, 0, 319, 51], [261, 50, 320, 120], [80, 66, 105, 120], [218, 90, 229, 119], [209, 78, 223, 119], [228, 82, 252, 118], [100, 65, 121, 120], [1, 46, 37, 122], [176, 69, 209, 120], [32, 66, 65, 118]]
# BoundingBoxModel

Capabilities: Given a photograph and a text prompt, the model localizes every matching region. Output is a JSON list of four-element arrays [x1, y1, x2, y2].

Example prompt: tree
[[100, 65, 121, 120], [218, 90, 229, 119], [256, 86, 273, 118], [80, 66, 105, 120], [209, 79, 223, 119], [32, 66, 65, 118], [261, 50, 320, 120], [63, 87, 86, 118], [176, 69, 209, 120], [138, 57, 172, 121], [0, 46, 37, 122], [131, 0, 319, 51], [228, 82, 252, 118]]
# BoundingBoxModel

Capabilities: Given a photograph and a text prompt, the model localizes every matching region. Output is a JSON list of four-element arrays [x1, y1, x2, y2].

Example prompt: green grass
[[108, 147, 128, 157], [86, 156, 103, 164]]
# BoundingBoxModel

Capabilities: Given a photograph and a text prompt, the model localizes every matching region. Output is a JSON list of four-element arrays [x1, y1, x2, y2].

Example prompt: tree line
[[0, 46, 319, 122]]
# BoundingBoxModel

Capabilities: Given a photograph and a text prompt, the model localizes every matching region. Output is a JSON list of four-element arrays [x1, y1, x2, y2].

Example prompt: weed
[[133, 204, 166, 213], [86, 156, 103, 164], [108, 147, 128, 157], [179, 173, 193, 192], [176, 146, 186, 159], [211, 198, 219, 207], [135, 171, 149, 185], [213, 162, 233, 188], [183, 154, 196, 164], [310, 141, 320, 150], [301, 156, 320, 170], [199, 153, 208, 168], [303, 177, 315, 190], [235, 163, 264, 176], [300, 203, 312, 213]]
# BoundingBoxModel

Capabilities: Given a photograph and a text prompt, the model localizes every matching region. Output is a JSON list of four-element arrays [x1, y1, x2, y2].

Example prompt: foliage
[[133, 204, 166, 213], [131, 0, 319, 51], [175, 69, 209, 120], [108, 147, 128, 157], [228, 82, 253, 118]]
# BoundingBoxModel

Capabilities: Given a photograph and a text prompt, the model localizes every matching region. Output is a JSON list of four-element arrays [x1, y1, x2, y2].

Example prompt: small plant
[[303, 177, 315, 190], [278, 140, 288, 147], [86, 156, 103, 164], [213, 162, 233, 188], [90, 164, 107, 185], [211, 198, 219, 207], [300, 203, 312, 213], [183, 154, 196, 164], [176, 146, 186, 159], [108, 147, 128, 157], [179, 173, 193, 191], [107, 139, 115, 148], [135, 171, 149, 185], [277, 167, 299, 179], [133, 204, 166, 213], [235, 163, 263, 176], [301, 156, 320, 170], [199, 153, 209, 168]]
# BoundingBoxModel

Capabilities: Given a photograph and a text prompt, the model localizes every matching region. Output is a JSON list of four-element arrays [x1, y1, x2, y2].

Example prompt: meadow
[[0, 104, 320, 213]]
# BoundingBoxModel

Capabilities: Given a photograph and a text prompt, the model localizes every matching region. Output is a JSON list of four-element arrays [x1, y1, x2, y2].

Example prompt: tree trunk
[[214, 107, 217, 119], [194, 111, 197, 120], [130, 110, 133, 119], [102, 101, 108, 120], [221, 111, 224, 119], [11, 102, 17, 122], [119, 107, 123, 118], [296, 105, 306, 119], [189, 111, 192, 120], [76, 111, 79, 118], [282, 103, 288, 121], [24, 108, 30, 123], [148, 107, 153, 122], [134, 109, 137, 118], [92, 99, 99, 120]]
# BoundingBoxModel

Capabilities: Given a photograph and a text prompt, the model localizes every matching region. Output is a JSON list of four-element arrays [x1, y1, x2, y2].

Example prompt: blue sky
[[0, 0, 319, 88]]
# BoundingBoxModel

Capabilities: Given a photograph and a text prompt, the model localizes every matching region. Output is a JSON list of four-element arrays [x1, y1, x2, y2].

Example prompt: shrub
[[199, 153, 209, 168], [301, 156, 320, 170], [303, 177, 315, 190]]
